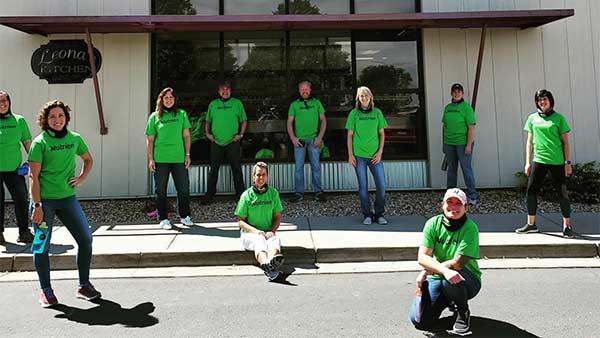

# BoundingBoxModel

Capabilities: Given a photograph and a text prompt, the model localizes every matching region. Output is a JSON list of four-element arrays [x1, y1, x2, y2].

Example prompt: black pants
[[154, 163, 191, 221], [206, 141, 245, 196], [0, 171, 29, 233], [526, 162, 571, 218]]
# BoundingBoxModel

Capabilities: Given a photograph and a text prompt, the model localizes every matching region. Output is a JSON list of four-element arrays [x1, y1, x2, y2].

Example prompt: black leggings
[[526, 162, 571, 218]]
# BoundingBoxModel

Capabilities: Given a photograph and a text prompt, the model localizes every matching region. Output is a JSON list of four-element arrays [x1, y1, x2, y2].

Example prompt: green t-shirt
[[422, 214, 481, 281], [524, 111, 571, 165], [345, 107, 388, 158], [145, 109, 191, 164], [0, 113, 32, 171], [288, 98, 325, 140], [28, 131, 89, 200], [235, 186, 283, 232], [442, 100, 476, 145], [206, 98, 247, 146]]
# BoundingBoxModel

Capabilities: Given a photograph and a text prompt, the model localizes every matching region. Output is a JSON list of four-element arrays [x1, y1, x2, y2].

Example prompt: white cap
[[443, 188, 467, 205]]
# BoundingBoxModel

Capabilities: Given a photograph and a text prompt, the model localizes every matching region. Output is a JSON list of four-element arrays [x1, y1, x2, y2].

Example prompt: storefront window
[[154, 0, 219, 15], [289, 0, 349, 14], [224, 0, 283, 15], [354, 0, 416, 13]]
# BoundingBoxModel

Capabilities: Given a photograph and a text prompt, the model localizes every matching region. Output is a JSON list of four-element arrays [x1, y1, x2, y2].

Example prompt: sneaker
[[268, 254, 285, 271], [376, 216, 388, 225], [447, 309, 471, 336], [0, 233, 5, 245], [314, 192, 327, 202], [515, 223, 538, 234], [362, 216, 373, 225], [290, 194, 303, 203], [18, 231, 35, 244], [39, 288, 58, 308], [563, 226, 574, 238], [76, 283, 102, 301], [467, 199, 479, 207], [180, 216, 194, 226], [159, 219, 173, 230], [264, 269, 281, 282]]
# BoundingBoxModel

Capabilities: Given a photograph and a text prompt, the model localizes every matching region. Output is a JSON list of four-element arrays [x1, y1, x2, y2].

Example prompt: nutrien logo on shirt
[[251, 200, 273, 206], [160, 118, 179, 124], [217, 105, 232, 110], [358, 116, 376, 121], [445, 108, 461, 114], [49, 143, 75, 151], [0, 124, 16, 129], [436, 236, 458, 246]]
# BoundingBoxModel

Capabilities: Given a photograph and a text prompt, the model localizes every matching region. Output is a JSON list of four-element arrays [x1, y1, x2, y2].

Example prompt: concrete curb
[[3, 243, 598, 272]]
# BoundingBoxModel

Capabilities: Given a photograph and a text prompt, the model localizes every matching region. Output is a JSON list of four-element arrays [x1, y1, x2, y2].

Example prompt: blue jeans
[[294, 139, 322, 195], [32, 196, 93, 289], [443, 144, 478, 201], [354, 156, 386, 218], [154, 162, 191, 220], [409, 270, 481, 329]]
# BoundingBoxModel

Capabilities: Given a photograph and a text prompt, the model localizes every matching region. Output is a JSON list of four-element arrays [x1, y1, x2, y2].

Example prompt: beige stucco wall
[[422, 0, 600, 188], [0, 0, 151, 198]]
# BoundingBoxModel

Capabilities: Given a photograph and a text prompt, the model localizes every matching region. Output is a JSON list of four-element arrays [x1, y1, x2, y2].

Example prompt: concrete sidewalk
[[1, 212, 599, 272]]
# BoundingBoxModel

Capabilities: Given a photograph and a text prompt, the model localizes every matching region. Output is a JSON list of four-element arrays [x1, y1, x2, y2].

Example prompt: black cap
[[451, 83, 464, 92]]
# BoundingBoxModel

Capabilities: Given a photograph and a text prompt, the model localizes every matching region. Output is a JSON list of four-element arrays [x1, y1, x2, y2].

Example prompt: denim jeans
[[294, 139, 322, 195], [443, 144, 478, 201], [154, 163, 191, 221], [354, 156, 386, 218], [0, 171, 29, 233], [32, 196, 93, 289], [206, 141, 245, 196], [409, 270, 481, 328]]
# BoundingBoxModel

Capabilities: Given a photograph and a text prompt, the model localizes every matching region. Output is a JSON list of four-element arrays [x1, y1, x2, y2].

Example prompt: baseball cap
[[451, 83, 464, 92], [443, 188, 467, 205]]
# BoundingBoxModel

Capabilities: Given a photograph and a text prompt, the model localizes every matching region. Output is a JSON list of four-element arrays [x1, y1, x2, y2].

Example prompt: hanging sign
[[31, 39, 102, 84]]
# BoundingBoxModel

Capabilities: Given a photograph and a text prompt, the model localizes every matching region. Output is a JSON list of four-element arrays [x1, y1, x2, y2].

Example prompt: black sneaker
[[290, 194, 303, 203], [563, 226, 574, 238], [264, 270, 281, 282], [314, 192, 326, 202], [268, 254, 285, 271], [515, 223, 538, 234], [18, 231, 35, 244], [447, 309, 471, 336], [0, 233, 5, 245]]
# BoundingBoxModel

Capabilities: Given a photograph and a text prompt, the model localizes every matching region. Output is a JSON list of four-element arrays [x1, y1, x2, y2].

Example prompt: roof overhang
[[0, 9, 574, 35]]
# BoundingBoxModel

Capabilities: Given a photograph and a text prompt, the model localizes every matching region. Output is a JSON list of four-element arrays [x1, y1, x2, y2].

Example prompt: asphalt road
[[1, 268, 598, 337]]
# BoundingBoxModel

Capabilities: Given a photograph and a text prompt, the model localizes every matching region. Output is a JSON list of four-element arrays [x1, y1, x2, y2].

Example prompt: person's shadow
[[421, 315, 538, 337], [51, 298, 158, 328]]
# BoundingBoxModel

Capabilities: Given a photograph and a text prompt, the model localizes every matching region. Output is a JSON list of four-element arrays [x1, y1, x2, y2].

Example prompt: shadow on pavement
[[2, 243, 73, 254], [422, 315, 538, 337], [51, 298, 158, 328]]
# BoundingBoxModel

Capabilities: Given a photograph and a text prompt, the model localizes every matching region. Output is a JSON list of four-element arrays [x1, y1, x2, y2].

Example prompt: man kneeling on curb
[[235, 161, 285, 281], [410, 188, 482, 336]]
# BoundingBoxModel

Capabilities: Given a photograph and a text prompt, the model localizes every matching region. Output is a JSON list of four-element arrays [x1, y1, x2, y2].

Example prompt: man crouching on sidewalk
[[410, 188, 482, 336], [235, 161, 285, 281]]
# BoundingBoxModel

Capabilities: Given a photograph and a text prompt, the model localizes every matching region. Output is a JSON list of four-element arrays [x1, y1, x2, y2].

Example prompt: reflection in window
[[354, 0, 416, 13], [225, 0, 283, 14], [154, 0, 219, 15], [289, 0, 349, 14]]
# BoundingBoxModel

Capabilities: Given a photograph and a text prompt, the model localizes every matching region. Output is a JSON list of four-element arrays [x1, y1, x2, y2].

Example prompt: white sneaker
[[362, 216, 373, 225], [159, 219, 172, 230], [180, 216, 194, 226], [377, 216, 388, 225]]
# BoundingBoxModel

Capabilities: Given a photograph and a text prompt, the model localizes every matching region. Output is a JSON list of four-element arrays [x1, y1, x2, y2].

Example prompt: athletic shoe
[[314, 192, 327, 202], [180, 216, 194, 226], [467, 199, 479, 207], [269, 254, 285, 271], [160, 219, 173, 230], [39, 288, 58, 308], [264, 269, 281, 282], [515, 223, 538, 234], [18, 231, 35, 244], [563, 226, 574, 238], [0, 233, 5, 245], [76, 283, 102, 301], [377, 216, 388, 225], [290, 194, 303, 203], [362, 216, 373, 225], [447, 309, 471, 336]]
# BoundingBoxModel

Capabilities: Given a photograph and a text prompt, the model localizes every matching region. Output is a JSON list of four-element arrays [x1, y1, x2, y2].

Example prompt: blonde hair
[[355, 86, 374, 109], [252, 161, 269, 175]]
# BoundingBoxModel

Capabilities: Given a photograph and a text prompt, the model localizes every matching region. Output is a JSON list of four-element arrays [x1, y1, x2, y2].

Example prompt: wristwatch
[[33, 202, 42, 208], [564, 160, 571, 165], [239, 134, 244, 139]]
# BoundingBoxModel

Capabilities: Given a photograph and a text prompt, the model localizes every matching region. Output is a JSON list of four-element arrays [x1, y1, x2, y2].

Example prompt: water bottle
[[16, 162, 29, 176], [31, 222, 49, 254]]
